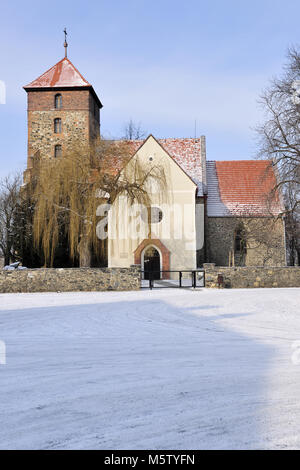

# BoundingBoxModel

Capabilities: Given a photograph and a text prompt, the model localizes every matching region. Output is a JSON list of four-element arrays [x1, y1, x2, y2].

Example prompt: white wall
[[108, 136, 203, 274]]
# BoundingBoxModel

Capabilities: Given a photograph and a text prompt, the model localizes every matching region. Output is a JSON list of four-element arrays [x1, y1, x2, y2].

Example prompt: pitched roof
[[23, 57, 102, 107], [124, 137, 205, 196], [24, 57, 91, 88], [206, 160, 283, 217]]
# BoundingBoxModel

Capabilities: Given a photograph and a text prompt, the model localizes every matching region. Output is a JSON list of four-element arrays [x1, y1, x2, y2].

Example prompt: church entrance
[[143, 246, 161, 280]]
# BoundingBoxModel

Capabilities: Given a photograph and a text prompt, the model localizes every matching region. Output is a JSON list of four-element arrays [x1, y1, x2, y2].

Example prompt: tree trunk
[[79, 236, 91, 267], [4, 252, 10, 266], [296, 248, 300, 266]]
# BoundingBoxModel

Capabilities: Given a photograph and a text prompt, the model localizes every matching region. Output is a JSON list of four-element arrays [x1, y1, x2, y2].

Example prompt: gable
[[124, 135, 198, 195], [123, 135, 205, 196]]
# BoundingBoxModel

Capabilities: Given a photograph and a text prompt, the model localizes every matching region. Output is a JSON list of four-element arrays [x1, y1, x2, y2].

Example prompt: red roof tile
[[24, 57, 91, 88], [24, 57, 102, 107], [207, 160, 283, 216]]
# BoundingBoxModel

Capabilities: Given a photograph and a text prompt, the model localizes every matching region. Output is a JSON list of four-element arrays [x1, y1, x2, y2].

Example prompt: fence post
[[192, 271, 196, 288], [149, 272, 153, 290]]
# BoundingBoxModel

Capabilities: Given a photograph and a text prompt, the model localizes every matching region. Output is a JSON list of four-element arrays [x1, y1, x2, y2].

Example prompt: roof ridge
[[24, 57, 66, 87]]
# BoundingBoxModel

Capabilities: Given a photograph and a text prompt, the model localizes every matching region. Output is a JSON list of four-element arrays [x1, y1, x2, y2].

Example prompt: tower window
[[54, 118, 62, 133], [55, 94, 62, 109], [54, 144, 62, 158]]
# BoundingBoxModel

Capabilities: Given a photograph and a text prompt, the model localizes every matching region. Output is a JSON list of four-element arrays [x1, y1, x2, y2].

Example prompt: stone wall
[[206, 216, 286, 267], [0, 266, 140, 293], [203, 263, 300, 288]]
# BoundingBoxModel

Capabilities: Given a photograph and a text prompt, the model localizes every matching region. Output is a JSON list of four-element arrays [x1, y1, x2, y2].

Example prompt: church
[[23, 42, 286, 276]]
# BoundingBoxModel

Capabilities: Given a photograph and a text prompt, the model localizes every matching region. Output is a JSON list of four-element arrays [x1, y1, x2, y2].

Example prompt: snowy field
[[0, 287, 300, 450]]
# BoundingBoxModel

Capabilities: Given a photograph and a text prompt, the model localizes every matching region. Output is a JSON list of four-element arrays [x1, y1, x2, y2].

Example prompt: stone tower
[[23, 49, 102, 180]]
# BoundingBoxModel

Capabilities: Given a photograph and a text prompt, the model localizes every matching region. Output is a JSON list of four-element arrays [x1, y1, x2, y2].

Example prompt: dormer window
[[54, 118, 62, 133], [54, 144, 62, 158], [55, 94, 62, 109]]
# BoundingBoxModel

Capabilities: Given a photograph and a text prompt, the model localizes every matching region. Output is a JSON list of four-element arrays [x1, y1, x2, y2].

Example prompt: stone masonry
[[26, 89, 100, 167], [206, 216, 285, 266], [0, 266, 140, 293], [203, 263, 300, 288]]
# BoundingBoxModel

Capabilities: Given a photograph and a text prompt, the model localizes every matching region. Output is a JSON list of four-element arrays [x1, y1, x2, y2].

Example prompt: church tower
[[23, 33, 102, 180]]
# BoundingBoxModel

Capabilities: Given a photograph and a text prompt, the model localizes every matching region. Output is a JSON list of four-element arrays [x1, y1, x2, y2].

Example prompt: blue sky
[[0, 0, 299, 178]]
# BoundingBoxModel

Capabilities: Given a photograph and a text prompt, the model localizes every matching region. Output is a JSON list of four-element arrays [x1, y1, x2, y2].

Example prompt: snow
[[0, 287, 300, 450]]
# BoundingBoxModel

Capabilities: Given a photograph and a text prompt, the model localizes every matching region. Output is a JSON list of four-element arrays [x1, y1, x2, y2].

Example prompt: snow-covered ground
[[0, 287, 300, 450]]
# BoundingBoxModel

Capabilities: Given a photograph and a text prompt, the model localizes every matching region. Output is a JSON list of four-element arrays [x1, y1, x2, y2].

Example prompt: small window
[[141, 207, 163, 224], [54, 144, 62, 158], [151, 207, 163, 223], [54, 118, 62, 133], [55, 94, 62, 109]]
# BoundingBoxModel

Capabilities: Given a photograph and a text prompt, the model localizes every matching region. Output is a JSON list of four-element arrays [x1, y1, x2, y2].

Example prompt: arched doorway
[[134, 238, 170, 280], [143, 246, 161, 280]]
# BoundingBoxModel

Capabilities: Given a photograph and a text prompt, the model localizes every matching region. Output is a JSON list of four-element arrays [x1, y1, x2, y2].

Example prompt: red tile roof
[[23, 57, 102, 107], [24, 58, 91, 88], [207, 160, 283, 216]]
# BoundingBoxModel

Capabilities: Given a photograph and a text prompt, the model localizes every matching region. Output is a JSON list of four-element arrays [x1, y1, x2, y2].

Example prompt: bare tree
[[227, 217, 285, 267], [123, 119, 146, 140], [0, 174, 21, 266], [24, 138, 165, 267], [256, 46, 300, 264], [283, 178, 300, 264]]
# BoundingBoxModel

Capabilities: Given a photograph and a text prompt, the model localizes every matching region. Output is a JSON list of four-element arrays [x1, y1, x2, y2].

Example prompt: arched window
[[54, 118, 62, 133], [55, 94, 62, 109], [54, 144, 62, 158]]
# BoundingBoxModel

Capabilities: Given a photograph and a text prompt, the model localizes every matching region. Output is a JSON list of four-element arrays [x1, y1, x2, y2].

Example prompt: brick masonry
[[0, 266, 140, 293], [203, 263, 300, 288]]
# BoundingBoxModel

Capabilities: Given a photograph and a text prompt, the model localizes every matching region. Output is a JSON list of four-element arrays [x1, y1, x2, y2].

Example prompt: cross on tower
[[63, 28, 68, 58]]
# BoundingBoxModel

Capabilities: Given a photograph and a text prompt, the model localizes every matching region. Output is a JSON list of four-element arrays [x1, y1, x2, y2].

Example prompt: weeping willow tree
[[24, 138, 165, 267]]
